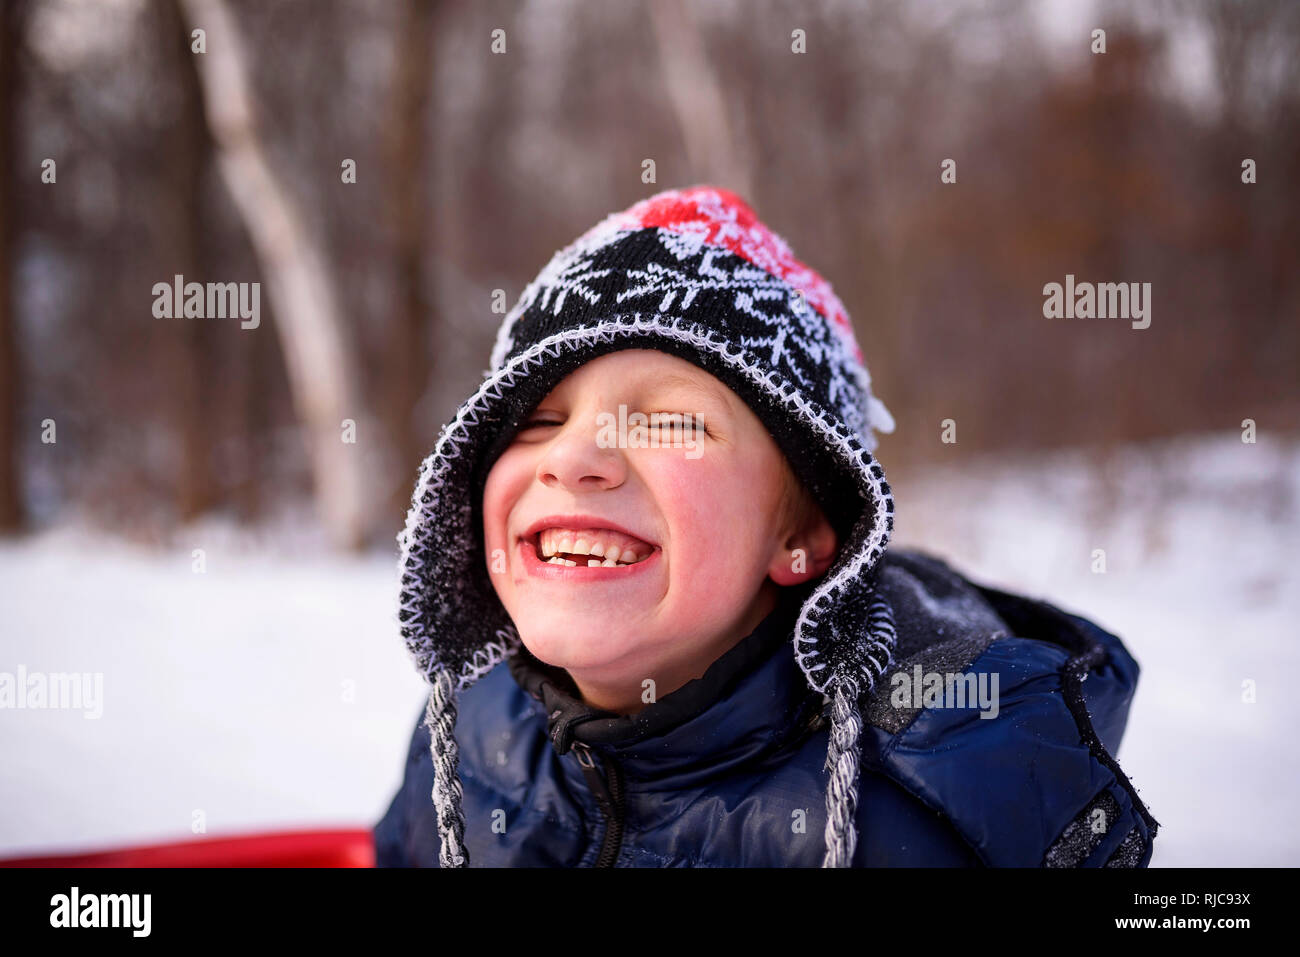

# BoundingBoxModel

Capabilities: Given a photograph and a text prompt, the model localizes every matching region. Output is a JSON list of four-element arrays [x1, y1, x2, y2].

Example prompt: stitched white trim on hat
[[398, 312, 897, 696]]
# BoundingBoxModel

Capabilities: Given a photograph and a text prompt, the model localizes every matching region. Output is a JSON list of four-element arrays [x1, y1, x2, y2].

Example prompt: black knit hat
[[398, 184, 900, 867]]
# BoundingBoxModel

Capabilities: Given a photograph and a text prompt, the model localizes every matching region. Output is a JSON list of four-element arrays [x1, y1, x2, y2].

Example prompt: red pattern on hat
[[586, 185, 865, 363]]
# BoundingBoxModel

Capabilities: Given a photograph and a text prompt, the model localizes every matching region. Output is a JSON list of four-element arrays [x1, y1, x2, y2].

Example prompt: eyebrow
[[643, 372, 732, 411]]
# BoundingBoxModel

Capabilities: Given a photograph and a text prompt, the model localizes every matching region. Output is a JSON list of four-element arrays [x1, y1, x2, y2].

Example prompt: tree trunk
[[178, 0, 371, 550], [0, 0, 27, 533], [163, 0, 213, 522], [382, 0, 438, 530], [648, 0, 752, 201]]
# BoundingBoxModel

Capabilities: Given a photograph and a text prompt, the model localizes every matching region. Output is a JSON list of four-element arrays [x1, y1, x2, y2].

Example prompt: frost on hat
[[398, 184, 899, 867]]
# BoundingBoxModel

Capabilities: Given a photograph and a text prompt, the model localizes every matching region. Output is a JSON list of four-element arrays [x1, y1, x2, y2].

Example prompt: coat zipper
[[572, 741, 625, 867]]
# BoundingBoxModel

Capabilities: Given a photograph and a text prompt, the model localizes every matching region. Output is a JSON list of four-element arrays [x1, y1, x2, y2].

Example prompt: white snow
[[1, 429, 1295, 865], [0, 508, 429, 857]]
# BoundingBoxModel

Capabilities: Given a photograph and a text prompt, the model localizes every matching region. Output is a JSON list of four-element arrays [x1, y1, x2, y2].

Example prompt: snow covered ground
[[1, 428, 1296, 865], [0, 507, 430, 857]]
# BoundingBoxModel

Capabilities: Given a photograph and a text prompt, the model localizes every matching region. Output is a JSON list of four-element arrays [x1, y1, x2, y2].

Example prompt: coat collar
[[506, 581, 825, 786]]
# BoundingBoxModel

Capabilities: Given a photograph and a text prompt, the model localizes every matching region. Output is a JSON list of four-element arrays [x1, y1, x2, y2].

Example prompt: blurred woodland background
[[2, 0, 1299, 867], [0, 0, 1296, 552]]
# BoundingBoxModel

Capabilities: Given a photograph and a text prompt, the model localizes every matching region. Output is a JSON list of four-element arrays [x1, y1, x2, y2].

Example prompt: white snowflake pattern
[[616, 246, 782, 314], [491, 219, 876, 442]]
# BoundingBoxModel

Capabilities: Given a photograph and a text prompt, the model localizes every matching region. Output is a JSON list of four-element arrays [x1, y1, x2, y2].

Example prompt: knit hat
[[397, 184, 899, 867]]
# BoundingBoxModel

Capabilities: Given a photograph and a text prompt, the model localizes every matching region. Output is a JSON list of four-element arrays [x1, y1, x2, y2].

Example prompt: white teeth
[[540, 551, 646, 568], [533, 527, 653, 567]]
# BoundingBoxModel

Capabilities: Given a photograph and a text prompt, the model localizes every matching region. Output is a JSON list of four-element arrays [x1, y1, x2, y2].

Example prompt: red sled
[[0, 828, 375, 868]]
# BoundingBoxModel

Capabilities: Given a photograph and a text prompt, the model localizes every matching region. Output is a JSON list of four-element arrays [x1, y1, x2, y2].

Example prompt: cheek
[[651, 454, 775, 590], [481, 449, 531, 556]]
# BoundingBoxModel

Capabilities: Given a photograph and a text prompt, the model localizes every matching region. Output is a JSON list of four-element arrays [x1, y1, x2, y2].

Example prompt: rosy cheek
[[482, 450, 529, 553], [649, 455, 744, 584]]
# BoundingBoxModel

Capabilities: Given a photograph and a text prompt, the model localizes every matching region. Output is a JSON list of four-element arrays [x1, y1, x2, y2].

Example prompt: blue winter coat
[[373, 547, 1158, 867]]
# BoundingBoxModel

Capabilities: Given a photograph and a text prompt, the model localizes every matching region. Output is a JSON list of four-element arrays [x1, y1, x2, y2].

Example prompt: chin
[[518, 625, 632, 673]]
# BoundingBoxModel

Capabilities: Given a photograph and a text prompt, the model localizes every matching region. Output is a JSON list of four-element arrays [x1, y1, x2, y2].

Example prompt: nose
[[535, 409, 626, 492]]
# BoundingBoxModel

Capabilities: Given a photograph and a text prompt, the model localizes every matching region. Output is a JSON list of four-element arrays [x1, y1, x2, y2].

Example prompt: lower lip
[[518, 538, 661, 581]]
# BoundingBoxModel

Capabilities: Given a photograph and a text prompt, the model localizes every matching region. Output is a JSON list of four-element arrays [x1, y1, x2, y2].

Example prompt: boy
[[376, 185, 1158, 867]]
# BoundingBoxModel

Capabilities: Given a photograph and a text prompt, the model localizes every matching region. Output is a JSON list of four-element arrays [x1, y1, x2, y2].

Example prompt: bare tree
[[0, 0, 27, 533], [162, 0, 213, 522], [178, 0, 371, 549], [381, 0, 439, 529], [648, 0, 752, 200]]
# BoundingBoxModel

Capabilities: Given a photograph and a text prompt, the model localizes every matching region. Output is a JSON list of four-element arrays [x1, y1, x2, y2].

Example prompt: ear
[[767, 509, 838, 586]]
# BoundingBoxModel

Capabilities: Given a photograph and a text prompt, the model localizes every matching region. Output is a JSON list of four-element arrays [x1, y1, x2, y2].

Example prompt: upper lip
[[520, 515, 658, 547]]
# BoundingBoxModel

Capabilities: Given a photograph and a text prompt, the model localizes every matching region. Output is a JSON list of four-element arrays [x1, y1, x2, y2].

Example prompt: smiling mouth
[[529, 527, 656, 567]]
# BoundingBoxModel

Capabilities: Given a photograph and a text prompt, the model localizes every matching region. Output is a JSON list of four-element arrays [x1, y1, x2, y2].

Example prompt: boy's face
[[481, 349, 836, 712]]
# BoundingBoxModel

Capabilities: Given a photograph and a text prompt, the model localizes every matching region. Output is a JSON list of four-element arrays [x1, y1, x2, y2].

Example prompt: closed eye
[[514, 412, 710, 436], [517, 416, 561, 431], [647, 413, 708, 434]]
